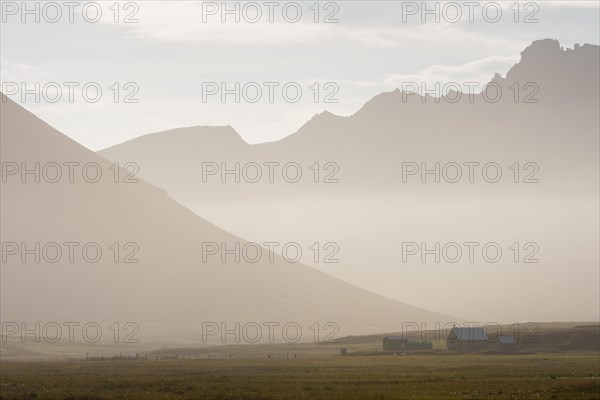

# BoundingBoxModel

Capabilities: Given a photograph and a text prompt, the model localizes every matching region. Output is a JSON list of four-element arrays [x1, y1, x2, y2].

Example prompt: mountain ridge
[[96, 38, 600, 322], [99, 39, 599, 153], [1, 93, 456, 342]]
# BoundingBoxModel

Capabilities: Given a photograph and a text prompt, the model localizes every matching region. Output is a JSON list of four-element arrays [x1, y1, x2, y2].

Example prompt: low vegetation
[[1, 352, 599, 400]]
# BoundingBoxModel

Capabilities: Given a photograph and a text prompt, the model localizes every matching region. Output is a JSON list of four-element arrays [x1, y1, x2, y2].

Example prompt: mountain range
[[99, 39, 600, 322], [1, 92, 454, 344]]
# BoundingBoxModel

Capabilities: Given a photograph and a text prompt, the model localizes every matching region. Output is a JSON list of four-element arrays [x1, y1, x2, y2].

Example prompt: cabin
[[447, 327, 517, 352], [382, 336, 432, 352], [446, 327, 491, 352], [498, 335, 518, 351], [383, 336, 406, 351]]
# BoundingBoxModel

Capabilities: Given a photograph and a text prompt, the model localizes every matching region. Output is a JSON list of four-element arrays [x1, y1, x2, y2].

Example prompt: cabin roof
[[383, 335, 407, 340], [449, 327, 489, 341]]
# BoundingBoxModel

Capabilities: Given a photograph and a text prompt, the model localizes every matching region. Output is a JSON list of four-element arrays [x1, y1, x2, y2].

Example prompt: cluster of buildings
[[383, 327, 517, 353]]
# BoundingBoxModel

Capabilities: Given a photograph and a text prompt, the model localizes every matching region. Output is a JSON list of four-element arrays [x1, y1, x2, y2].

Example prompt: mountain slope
[[0, 93, 454, 343], [97, 39, 600, 322]]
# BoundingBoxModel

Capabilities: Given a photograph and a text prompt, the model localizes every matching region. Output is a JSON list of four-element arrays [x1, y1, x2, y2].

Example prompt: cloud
[[382, 55, 520, 92], [343, 24, 528, 49], [105, 1, 526, 51], [540, 1, 600, 8], [0, 57, 50, 83], [104, 2, 330, 44], [339, 54, 520, 95]]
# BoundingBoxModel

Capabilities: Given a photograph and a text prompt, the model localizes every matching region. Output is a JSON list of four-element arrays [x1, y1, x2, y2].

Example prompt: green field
[[1, 353, 599, 400]]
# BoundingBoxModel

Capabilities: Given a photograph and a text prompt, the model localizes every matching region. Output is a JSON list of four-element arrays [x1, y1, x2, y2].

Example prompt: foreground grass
[[1, 353, 599, 400]]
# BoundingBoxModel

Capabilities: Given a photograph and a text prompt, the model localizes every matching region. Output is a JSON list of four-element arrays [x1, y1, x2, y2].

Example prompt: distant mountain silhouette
[[102, 39, 599, 193], [99, 39, 600, 322], [492, 39, 599, 106], [0, 94, 455, 343]]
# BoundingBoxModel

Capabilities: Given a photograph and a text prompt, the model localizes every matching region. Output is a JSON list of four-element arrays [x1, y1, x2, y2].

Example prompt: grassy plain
[[1, 352, 599, 400]]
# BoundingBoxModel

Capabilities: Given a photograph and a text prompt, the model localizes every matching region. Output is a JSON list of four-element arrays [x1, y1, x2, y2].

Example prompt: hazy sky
[[1, 1, 599, 150]]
